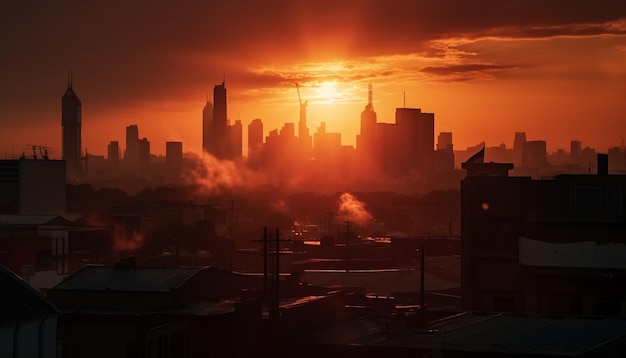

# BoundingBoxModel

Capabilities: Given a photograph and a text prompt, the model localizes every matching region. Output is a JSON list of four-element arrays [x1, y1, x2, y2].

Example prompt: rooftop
[[52, 265, 208, 292]]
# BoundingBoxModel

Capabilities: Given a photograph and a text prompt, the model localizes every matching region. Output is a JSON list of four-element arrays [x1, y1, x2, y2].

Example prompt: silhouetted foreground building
[[47, 264, 334, 358], [0, 264, 59, 358], [0, 159, 66, 215], [462, 154, 626, 316]]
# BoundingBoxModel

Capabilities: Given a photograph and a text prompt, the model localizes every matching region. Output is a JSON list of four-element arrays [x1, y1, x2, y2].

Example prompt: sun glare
[[314, 81, 340, 104]]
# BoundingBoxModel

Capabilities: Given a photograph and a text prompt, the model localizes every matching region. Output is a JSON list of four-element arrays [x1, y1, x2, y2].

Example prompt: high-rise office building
[[297, 84, 312, 158], [437, 132, 453, 151], [212, 81, 228, 159], [125, 125, 140, 171], [356, 84, 379, 173], [248, 118, 263, 155], [202, 96, 213, 155], [138, 138, 150, 173], [522, 140, 547, 169], [166, 141, 183, 182], [229, 120, 242, 158], [61, 74, 82, 178], [395, 107, 435, 176], [107, 141, 120, 168], [202, 81, 235, 159], [513, 132, 526, 168]]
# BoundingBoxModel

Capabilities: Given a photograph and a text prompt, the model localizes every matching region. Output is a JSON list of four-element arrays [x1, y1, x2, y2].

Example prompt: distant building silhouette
[[125, 124, 139, 172], [202, 95, 213, 156], [166, 141, 183, 182], [434, 132, 455, 173], [436, 132, 453, 151], [313, 122, 344, 183], [356, 84, 379, 173], [296, 83, 312, 159], [394, 107, 434, 177], [61, 73, 82, 178], [230, 119, 243, 158], [522, 139, 548, 176], [202, 81, 242, 160], [138, 137, 151, 173], [248, 118, 263, 158], [513, 132, 526, 168], [107, 141, 119, 167], [212, 81, 228, 158]]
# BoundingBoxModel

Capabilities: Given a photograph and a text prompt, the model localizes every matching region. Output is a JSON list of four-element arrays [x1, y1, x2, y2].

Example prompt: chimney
[[597, 153, 608, 175]]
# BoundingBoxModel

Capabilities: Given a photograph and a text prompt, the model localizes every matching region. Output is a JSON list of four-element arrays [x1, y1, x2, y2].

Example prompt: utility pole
[[345, 220, 352, 272], [275, 228, 280, 326], [263, 227, 268, 304], [420, 244, 425, 310]]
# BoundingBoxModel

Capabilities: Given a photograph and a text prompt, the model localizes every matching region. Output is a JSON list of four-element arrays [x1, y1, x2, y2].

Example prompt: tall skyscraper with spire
[[356, 84, 379, 172], [61, 72, 82, 178], [296, 83, 312, 158], [202, 80, 243, 160]]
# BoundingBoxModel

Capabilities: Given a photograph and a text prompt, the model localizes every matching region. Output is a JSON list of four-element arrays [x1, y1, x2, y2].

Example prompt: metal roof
[[0, 215, 63, 226], [316, 312, 626, 356], [52, 265, 207, 292], [0, 265, 59, 326], [411, 313, 626, 356]]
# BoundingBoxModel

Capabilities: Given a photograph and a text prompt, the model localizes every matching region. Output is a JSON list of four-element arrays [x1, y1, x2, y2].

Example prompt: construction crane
[[24, 145, 53, 160]]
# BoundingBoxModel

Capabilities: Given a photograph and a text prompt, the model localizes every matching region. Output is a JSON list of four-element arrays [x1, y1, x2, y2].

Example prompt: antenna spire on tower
[[367, 83, 373, 110]]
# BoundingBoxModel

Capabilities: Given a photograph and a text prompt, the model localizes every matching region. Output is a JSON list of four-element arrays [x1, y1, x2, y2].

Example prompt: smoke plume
[[337, 193, 372, 226], [113, 233, 144, 252]]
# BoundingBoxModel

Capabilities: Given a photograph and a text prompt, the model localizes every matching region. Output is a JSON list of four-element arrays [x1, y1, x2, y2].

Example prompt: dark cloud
[[420, 64, 515, 76], [0, 0, 625, 129]]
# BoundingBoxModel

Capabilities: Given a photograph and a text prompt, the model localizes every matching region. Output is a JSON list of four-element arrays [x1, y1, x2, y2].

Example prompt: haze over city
[[2, 0, 626, 157]]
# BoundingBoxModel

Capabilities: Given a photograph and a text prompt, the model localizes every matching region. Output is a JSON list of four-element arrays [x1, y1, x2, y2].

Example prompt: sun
[[314, 81, 339, 104]]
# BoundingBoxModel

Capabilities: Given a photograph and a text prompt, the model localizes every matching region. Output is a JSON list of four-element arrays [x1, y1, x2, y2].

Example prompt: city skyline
[[1, 1, 626, 157]]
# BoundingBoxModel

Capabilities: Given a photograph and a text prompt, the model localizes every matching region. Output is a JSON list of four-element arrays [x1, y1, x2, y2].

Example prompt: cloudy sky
[[1, 0, 625, 157]]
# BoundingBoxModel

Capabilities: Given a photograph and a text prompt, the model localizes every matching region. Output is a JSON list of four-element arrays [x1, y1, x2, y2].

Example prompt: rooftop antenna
[[367, 83, 373, 110], [67, 69, 72, 88], [403, 91, 406, 108]]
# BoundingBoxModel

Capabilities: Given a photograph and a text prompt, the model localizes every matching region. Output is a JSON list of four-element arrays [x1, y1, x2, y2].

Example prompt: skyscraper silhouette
[[203, 80, 242, 160], [356, 84, 379, 173], [213, 81, 228, 159], [125, 124, 139, 172], [61, 72, 82, 178], [202, 95, 213, 156]]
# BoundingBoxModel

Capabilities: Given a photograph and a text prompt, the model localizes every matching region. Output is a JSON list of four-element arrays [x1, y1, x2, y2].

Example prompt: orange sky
[[1, 1, 625, 158]]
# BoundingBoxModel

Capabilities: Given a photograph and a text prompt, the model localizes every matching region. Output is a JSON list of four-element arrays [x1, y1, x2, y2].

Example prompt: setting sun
[[313, 81, 340, 105]]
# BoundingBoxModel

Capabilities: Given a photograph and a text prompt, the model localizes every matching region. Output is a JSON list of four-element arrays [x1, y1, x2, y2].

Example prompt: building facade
[[61, 77, 82, 178], [461, 156, 626, 316]]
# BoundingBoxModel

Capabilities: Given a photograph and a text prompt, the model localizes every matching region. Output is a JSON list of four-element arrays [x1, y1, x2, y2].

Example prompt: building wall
[[461, 168, 626, 316], [0, 317, 57, 358], [0, 159, 66, 215]]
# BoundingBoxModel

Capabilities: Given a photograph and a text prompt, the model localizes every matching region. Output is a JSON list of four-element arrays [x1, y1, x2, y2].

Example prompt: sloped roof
[[415, 313, 626, 356], [0, 215, 70, 226], [316, 312, 626, 356], [0, 265, 59, 326], [52, 265, 207, 292]]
